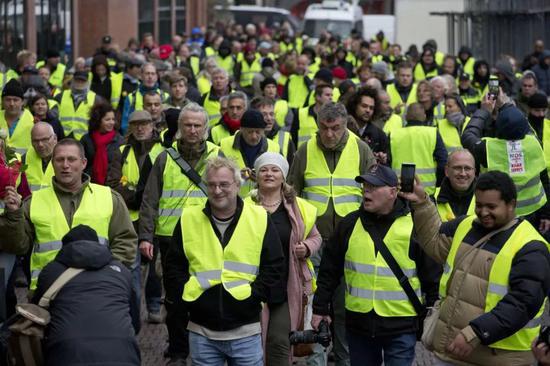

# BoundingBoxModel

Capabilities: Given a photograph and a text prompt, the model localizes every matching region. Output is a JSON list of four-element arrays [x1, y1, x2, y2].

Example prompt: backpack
[[5, 268, 84, 366]]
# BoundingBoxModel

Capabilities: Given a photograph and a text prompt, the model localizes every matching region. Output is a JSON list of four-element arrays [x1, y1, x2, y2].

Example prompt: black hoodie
[[33, 237, 140, 366]]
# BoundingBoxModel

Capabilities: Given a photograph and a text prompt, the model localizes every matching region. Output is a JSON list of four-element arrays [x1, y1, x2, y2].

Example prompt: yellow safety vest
[[59, 90, 96, 140], [182, 201, 267, 301], [0, 109, 35, 155], [440, 215, 548, 351], [210, 123, 233, 146], [382, 114, 404, 136], [197, 75, 211, 95], [49, 63, 66, 89], [156, 142, 220, 236], [303, 134, 362, 217], [459, 57, 476, 76], [304, 88, 340, 107], [216, 55, 234, 77], [432, 102, 446, 126], [541, 119, 550, 173], [239, 59, 261, 87], [109, 72, 124, 109], [344, 214, 421, 316], [274, 99, 289, 128], [435, 51, 445, 66], [391, 126, 438, 195], [413, 63, 439, 81], [23, 149, 54, 192], [271, 130, 291, 158], [483, 135, 547, 217], [219, 134, 280, 197], [286, 75, 309, 109], [297, 107, 318, 148], [437, 116, 470, 153], [202, 91, 225, 126], [120, 143, 165, 221], [29, 183, 113, 289], [434, 186, 475, 222], [386, 83, 418, 115]]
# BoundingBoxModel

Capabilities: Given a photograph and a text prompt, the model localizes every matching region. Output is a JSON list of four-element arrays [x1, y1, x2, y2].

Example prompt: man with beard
[[283, 54, 312, 109], [525, 93, 550, 169]]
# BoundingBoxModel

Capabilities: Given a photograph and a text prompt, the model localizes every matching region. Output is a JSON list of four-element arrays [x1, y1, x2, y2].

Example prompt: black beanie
[[315, 68, 333, 84], [261, 58, 274, 68], [2, 79, 24, 99], [260, 77, 277, 90], [527, 93, 549, 109], [62, 225, 99, 246], [240, 109, 266, 128], [495, 105, 530, 140]]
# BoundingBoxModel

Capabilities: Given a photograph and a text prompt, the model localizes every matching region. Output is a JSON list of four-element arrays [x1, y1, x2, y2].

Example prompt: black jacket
[[164, 197, 286, 331], [33, 240, 140, 366], [312, 198, 441, 337]]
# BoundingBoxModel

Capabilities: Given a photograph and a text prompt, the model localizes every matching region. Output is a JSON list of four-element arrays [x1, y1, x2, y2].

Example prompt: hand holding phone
[[400, 163, 416, 193]]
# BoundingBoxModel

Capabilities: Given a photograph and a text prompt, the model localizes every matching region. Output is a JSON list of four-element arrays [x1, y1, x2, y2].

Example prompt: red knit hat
[[332, 66, 347, 80]]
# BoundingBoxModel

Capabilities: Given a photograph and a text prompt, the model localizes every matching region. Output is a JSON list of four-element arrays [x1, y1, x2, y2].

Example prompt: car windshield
[[304, 19, 353, 38]]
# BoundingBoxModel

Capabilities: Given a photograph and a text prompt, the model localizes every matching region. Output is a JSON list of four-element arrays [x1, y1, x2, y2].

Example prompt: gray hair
[[141, 62, 157, 74], [31, 121, 55, 136], [210, 67, 228, 79], [318, 102, 348, 124], [175, 103, 209, 141], [203, 156, 242, 187], [219, 95, 230, 105], [227, 91, 249, 110]]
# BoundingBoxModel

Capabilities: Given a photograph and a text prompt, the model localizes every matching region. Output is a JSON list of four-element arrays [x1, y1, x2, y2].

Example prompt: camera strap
[[167, 147, 208, 195], [359, 215, 426, 316]]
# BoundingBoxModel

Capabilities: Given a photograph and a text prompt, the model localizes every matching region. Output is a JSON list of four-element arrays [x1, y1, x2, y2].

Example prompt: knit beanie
[[2, 79, 24, 99], [314, 68, 333, 84], [254, 152, 289, 180], [527, 93, 549, 109], [240, 109, 266, 128], [62, 225, 99, 246], [495, 105, 530, 140], [260, 77, 277, 90]]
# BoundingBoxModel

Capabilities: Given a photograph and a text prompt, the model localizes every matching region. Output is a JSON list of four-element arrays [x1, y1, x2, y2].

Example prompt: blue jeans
[[189, 331, 263, 366], [346, 330, 416, 366]]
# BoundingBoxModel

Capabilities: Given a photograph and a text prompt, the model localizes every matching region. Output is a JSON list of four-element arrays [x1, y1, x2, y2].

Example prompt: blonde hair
[[203, 156, 241, 187]]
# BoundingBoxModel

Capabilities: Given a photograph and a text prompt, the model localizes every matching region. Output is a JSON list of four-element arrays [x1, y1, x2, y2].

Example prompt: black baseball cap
[[355, 165, 398, 187], [459, 72, 471, 81], [73, 71, 88, 81]]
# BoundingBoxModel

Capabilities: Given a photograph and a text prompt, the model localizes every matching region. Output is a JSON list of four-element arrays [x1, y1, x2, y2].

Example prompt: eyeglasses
[[206, 181, 235, 191], [450, 165, 474, 173], [31, 135, 54, 144]]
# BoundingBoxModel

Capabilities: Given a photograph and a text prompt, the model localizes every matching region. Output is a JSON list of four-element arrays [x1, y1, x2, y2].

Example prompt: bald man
[[434, 149, 477, 222], [24, 122, 57, 192]]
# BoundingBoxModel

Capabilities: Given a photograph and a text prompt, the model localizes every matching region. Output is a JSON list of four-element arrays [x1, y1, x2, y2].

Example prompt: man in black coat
[[32, 225, 140, 366]]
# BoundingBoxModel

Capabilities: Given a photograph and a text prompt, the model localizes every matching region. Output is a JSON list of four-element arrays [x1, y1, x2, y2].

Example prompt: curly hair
[[88, 101, 116, 132], [345, 86, 379, 120]]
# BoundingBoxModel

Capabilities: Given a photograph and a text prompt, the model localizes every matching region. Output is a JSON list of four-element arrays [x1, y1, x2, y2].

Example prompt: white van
[[303, 0, 363, 42]]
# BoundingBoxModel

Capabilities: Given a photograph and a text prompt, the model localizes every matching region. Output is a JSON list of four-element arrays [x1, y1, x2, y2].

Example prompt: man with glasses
[[138, 103, 219, 365], [164, 156, 285, 366], [24, 122, 57, 192], [434, 149, 477, 222]]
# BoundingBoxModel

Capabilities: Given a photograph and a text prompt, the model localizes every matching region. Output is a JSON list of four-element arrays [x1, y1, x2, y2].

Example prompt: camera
[[488, 79, 499, 99], [289, 320, 331, 348]]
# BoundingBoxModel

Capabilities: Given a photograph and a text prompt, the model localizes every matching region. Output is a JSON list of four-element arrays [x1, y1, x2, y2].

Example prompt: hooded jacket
[[532, 50, 550, 95], [33, 230, 140, 366]]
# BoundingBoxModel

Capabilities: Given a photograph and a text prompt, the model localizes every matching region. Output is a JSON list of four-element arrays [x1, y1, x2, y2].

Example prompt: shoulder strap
[[121, 144, 132, 163], [38, 267, 85, 308], [359, 215, 426, 315], [166, 147, 208, 195]]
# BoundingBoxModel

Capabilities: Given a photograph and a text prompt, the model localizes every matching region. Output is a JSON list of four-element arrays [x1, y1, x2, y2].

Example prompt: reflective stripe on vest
[[344, 214, 421, 316], [24, 148, 55, 192], [182, 202, 267, 301], [0, 109, 35, 155], [433, 102, 445, 125], [391, 126, 438, 195], [203, 91, 222, 125], [274, 99, 289, 127], [59, 90, 96, 140], [413, 63, 439, 81], [220, 134, 280, 197], [156, 142, 220, 236], [29, 184, 113, 289], [297, 107, 318, 148], [441, 216, 549, 350], [273, 130, 290, 158], [437, 116, 470, 153], [303, 134, 362, 217], [386, 83, 418, 116], [434, 186, 475, 222], [286, 75, 309, 109], [239, 59, 261, 87], [483, 135, 547, 216], [121, 143, 165, 221]]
